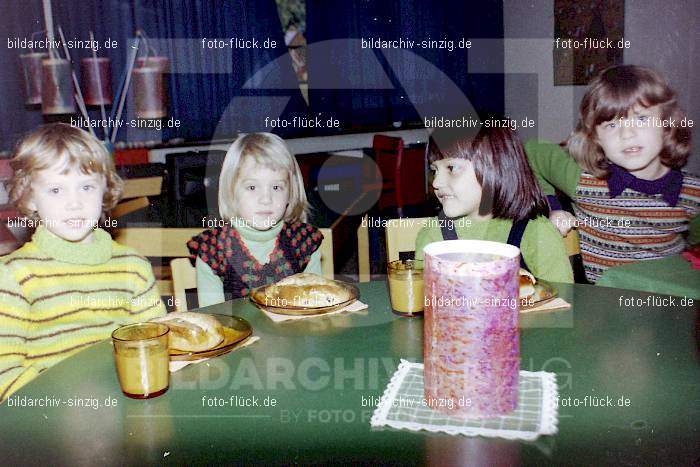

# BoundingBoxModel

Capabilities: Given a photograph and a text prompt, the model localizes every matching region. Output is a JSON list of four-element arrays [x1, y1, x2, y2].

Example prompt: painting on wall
[[553, 0, 625, 85]]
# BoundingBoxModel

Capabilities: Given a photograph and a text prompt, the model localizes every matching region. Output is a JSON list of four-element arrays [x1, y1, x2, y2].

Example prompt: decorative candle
[[423, 240, 520, 418]]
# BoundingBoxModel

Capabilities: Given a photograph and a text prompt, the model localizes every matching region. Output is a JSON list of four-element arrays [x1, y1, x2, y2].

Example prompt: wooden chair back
[[357, 215, 370, 282], [564, 228, 581, 256], [113, 176, 163, 219], [121, 176, 163, 199], [113, 227, 202, 296], [385, 217, 430, 263], [318, 227, 333, 279], [111, 197, 150, 219], [170, 258, 197, 311]]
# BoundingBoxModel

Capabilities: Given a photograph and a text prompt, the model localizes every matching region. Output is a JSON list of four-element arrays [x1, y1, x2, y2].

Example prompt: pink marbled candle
[[423, 240, 520, 418]]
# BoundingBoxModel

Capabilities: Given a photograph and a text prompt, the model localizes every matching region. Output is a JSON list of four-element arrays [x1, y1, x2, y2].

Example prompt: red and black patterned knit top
[[187, 221, 324, 299]]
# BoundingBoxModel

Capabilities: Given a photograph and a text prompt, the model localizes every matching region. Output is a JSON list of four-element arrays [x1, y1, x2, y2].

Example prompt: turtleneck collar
[[33, 225, 113, 265], [232, 218, 284, 242]]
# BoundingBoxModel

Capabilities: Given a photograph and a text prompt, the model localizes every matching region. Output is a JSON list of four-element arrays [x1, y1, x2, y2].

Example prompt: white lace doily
[[370, 360, 558, 441]]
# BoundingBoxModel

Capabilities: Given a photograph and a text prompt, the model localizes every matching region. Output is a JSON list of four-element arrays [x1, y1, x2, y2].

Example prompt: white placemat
[[521, 297, 571, 314], [370, 360, 559, 440]]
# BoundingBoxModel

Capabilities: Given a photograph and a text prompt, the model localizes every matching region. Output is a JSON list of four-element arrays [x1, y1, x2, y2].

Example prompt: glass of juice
[[387, 259, 424, 317], [112, 323, 170, 399], [423, 240, 520, 418]]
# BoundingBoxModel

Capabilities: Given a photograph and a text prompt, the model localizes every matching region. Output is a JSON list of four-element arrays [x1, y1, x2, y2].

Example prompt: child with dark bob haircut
[[527, 65, 699, 283], [415, 119, 574, 284]]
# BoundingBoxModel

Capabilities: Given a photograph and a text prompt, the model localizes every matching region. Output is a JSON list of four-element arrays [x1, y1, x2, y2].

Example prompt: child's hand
[[549, 210, 577, 236]]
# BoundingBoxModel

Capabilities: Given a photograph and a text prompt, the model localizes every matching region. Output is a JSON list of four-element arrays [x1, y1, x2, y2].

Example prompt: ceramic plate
[[520, 280, 558, 311], [169, 314, 253, 361], [250, 280, 360, 316]]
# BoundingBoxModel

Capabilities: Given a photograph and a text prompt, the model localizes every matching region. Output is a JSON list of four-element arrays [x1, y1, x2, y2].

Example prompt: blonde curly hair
[[9, 123, 123, 219], [218, 133, 308, 223]]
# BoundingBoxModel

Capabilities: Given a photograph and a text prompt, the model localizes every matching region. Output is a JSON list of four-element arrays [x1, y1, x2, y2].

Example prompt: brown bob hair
[[9, 123, 123, 219], [566, 65, 692, 178], [428, 119, 549, 221]]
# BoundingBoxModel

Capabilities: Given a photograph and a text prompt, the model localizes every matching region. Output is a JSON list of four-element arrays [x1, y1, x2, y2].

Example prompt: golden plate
[[169, 314, 253, 361], [250, 280, 360, 316], [520, 280, 558, 311]]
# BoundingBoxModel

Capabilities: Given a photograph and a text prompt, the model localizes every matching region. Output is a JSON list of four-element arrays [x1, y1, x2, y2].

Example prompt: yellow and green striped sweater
[[0, 226, 165, 402]]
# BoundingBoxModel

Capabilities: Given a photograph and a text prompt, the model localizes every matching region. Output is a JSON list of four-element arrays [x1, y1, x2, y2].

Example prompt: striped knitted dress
[[575, 171, 700, 282], [0, 226, 165, 401]]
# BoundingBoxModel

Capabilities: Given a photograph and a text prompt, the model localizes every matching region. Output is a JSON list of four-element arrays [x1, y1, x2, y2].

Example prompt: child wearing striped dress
[[0, 124, 165, 402], [526, 65, 700, 283]]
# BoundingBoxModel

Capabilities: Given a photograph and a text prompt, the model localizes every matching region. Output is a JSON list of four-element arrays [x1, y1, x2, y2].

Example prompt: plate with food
[[519, 269, 558, 310], [151, 312, 253, 361], [250, 273, 359, 316]]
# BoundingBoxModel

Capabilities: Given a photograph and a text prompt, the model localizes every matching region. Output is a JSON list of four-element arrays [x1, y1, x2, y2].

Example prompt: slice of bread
[[151, 312, 224, 352]]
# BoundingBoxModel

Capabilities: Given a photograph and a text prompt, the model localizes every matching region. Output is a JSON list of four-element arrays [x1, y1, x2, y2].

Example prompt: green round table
[[0, 282, 698, 465], [597, 255, 700, 299]]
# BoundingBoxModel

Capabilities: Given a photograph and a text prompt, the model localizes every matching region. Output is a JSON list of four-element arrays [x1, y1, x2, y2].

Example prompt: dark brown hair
[[428, 119, 549, 221], [567, 65, 692, 178]]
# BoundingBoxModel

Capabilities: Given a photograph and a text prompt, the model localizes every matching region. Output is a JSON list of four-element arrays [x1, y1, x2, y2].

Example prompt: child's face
[[233, 157, 289, 230], [595, 104, 665, 178], [27, 164, 106, 243], [430, 158, 483, 218]]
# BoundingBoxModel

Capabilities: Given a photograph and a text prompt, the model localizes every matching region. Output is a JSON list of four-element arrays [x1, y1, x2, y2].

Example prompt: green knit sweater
[[0, 226, 165, 402], [415, 216, 574, 284]]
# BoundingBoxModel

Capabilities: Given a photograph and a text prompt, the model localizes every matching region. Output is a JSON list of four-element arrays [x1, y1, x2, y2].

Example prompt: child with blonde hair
[[188, 133, 323, 306], [0, 123, 165, 402], [415, 122, 573, 284], [527, 65, 699, 283]]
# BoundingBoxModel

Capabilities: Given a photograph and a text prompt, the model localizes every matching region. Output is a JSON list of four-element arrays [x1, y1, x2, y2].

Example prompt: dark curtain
[[306, 0, 504, 131], [0, 0, 504, 149], [0, 0, 306, 151], [0, 0, 134, 149], [131, 0, 307, 142]]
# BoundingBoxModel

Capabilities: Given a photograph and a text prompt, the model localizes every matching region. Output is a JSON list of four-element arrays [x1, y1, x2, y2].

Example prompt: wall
[[503, 0, 700, 174]]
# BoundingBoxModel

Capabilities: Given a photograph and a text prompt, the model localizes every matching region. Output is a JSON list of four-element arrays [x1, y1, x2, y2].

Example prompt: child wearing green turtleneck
[[0, 124, 165, 403], [188, 133, 323, 307], [415, 122, 573, 284]]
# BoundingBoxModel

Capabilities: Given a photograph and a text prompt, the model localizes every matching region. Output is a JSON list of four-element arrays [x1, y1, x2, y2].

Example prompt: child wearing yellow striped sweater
[[0, 124, 165, 402]]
